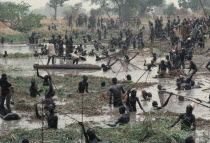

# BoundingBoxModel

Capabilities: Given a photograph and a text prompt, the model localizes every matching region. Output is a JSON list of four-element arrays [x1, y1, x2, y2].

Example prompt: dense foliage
[[178, 0, 210, 12], [0, 2, 44, 32], [86, 0, 164, 18]]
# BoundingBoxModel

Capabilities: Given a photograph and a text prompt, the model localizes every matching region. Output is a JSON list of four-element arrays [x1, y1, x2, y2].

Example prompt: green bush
[[0, 2, 44, 32], [0, 32, 27, 43]]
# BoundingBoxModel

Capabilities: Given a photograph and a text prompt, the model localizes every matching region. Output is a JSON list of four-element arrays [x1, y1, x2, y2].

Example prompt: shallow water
[[0, 44, 35, 54], [0, 44, 210, 137]]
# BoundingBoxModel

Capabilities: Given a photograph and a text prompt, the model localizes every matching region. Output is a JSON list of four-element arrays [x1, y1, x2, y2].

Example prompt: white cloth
[[69, 53, 79, 60], [48, 44, 56, 56]]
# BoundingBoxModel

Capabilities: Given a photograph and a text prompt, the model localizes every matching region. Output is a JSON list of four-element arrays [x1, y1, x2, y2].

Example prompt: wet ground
[[0, 44, 210, 139]]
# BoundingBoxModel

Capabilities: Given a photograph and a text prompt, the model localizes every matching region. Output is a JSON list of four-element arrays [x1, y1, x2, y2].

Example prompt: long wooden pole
[[199, 0, 208, 18], [81, 93, 84, 143], [41, 98, 44, 143], [163, 91, 210, 108]]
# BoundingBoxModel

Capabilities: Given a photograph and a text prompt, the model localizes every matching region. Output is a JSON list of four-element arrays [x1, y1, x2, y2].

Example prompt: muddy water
[[0, 44, 35, 54], [1, 44, 210, 137]]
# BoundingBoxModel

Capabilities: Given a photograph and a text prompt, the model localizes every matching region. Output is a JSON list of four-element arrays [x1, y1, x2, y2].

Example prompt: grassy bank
[[0, 53, 33, 59], [0, 32, 27, 43], [2, 73, 156, 115], [0, 113, 194, 143]]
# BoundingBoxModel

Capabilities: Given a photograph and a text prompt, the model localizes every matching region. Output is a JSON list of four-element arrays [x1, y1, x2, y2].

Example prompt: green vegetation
[[90, 8, 104, 17], [98, 114, 190, 143], [0, 1, 44, 32], [0, 32, 27, 43], [0, 113, 193, 143], [2, 75, 130, 114], [2, 73, 154, 115], [12, 13, 44, 32], [48, 0, 69, 20], [0, 74, 208, 142], [87, 0, 164, 18], [6, 53, 33, 59], [178, 0, 210, 12], [0, 53, 33, 59], [205, 8, 210, 15], [0, 124, 81, 143]]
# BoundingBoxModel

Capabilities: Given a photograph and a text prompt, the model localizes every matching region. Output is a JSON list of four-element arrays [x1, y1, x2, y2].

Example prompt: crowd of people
[[67, 15, 142, 30], [1, 14, 210, 143]]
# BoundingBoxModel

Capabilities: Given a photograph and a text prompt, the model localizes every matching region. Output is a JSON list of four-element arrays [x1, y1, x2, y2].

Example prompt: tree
[[188, 0, 201, 12], [178, 0, 210, 12], [203, 0, 210, 6], [63, 3, 83, 19], [90, 8, 103, 17], [0, 2, 44, 32], [89, 0, 129, 19], [0, 2, 30, 27], [13, 13, 45, 32], [86, 0, 164, 18], [128, 0, 164, 17], [62, 3, 83, 28], [48, 0, 69, 20], [178, 0, 188, 9], [163, 3, 177, 16]]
